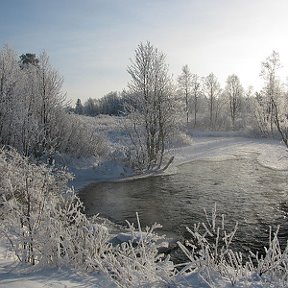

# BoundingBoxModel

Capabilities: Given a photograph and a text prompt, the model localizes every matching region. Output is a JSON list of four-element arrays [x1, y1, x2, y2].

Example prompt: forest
[[1, 42, 288, 287]]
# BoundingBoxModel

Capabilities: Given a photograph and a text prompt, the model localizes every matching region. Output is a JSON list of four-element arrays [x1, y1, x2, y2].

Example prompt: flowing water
[[79, 153, 288, 256]]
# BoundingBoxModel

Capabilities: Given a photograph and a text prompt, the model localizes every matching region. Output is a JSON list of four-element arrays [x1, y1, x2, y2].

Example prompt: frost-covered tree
[[191, 73, 202, 127], [83, 97, 98, 116], [35, 52, 66, 155], [80, 92, 127, 116], [262, 52, 288, 146], [254, 91, 271, 136], [98, 91, 123, 115], [0, 45, 102, 159], [203, 73, 221, 129], [18, 58, 43, 156], [178, 65, 192, 126], [0, 45, 22, 147], [126, 41, 175, 170], [0, 46, 44, 156], [273, 89, 288, 147], [259, 51, 281, 137], [225, 74, 243, 129], [255, 51, 288, 145]]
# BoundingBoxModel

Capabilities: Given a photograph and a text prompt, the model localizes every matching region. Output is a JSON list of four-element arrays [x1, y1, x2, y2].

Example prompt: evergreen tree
[[75, 98, 83, 114]]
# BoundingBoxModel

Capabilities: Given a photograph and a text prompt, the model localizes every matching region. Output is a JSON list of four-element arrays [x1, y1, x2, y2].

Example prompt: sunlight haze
[[1, 0, 288, 103]]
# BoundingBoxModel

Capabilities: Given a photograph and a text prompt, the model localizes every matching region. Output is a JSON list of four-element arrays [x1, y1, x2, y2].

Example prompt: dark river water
[[79, 154, 288, 256]]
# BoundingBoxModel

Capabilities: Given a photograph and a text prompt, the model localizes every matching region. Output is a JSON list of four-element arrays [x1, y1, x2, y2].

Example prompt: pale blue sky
[[1, 0, 288, 103]]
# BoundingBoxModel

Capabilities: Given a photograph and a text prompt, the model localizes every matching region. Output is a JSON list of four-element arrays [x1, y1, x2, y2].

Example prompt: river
[[79, 153, 288, 256]]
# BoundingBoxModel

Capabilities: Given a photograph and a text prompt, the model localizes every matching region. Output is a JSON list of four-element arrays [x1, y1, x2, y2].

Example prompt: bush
[[0, 148, 173, 287], [177, 205, 288, 287]]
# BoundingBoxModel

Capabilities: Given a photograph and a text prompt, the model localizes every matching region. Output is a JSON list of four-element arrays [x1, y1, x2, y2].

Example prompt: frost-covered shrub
[[51, 113, 109, 159], [0, 148, 111, 268], [101, 214, 175, 287], [248, 225, 288, 286], [0, 147, 72, 264], [3, 148, 288, 287], [177, 204, 246, 286], [36, 191, 110, 269], [177, 205, 288, 287], [44, 112, 110, 162], [0, 148, 174, 287]]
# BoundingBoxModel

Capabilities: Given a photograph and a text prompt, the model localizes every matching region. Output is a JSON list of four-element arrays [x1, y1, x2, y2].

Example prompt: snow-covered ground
[[0, 261, 114, 288], [171, 136, 288, 170], [1, 136, 288, 287]]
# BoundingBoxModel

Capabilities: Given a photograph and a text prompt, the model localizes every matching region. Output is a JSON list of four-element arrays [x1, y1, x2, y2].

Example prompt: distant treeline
[[73, 91, 128, 116]]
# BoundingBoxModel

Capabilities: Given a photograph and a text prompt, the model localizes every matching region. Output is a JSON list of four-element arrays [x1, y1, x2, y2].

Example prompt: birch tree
[[259, 51, 288, 146], [18, 57, 42, 156], [35, 52, 66, 156], [126, 42, 175, 170], [0, 45, 21, 146], [204, 73, 221, 129], [178, 65, 192, 126], [259, 51, 281, 137], [225, 74, 243, 129], [191, 74, 202, 127]]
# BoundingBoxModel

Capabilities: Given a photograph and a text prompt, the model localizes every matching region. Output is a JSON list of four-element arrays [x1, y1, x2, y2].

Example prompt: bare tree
[[254, 91, 271, 136], [36, 52, 66, 156], [204, 73, 221, 129], [260, 51, 281, 136], [19, 63, 41, 156], [126, 41, 175, 170], [255, 51, 288, 147], [0, 45, 21, 146], [191, 74, 202, 127], [225, 74, 243, 129], [178, 65, 192, 126]]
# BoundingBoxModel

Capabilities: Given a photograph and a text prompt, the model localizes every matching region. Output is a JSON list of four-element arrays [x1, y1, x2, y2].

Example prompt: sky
[[1, 0, 288, 104]]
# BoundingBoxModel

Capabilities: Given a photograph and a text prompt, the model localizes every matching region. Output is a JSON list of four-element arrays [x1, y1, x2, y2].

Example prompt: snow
[[1, 136, 288, 287], [170, 136, 288, 170], [0, 265, 114, 287], [68, 159, 133, 190], [0, 240, 115, 288]]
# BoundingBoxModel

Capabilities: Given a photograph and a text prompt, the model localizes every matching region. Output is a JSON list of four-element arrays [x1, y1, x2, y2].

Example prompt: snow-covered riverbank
[[70, 136, 288, 190]]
